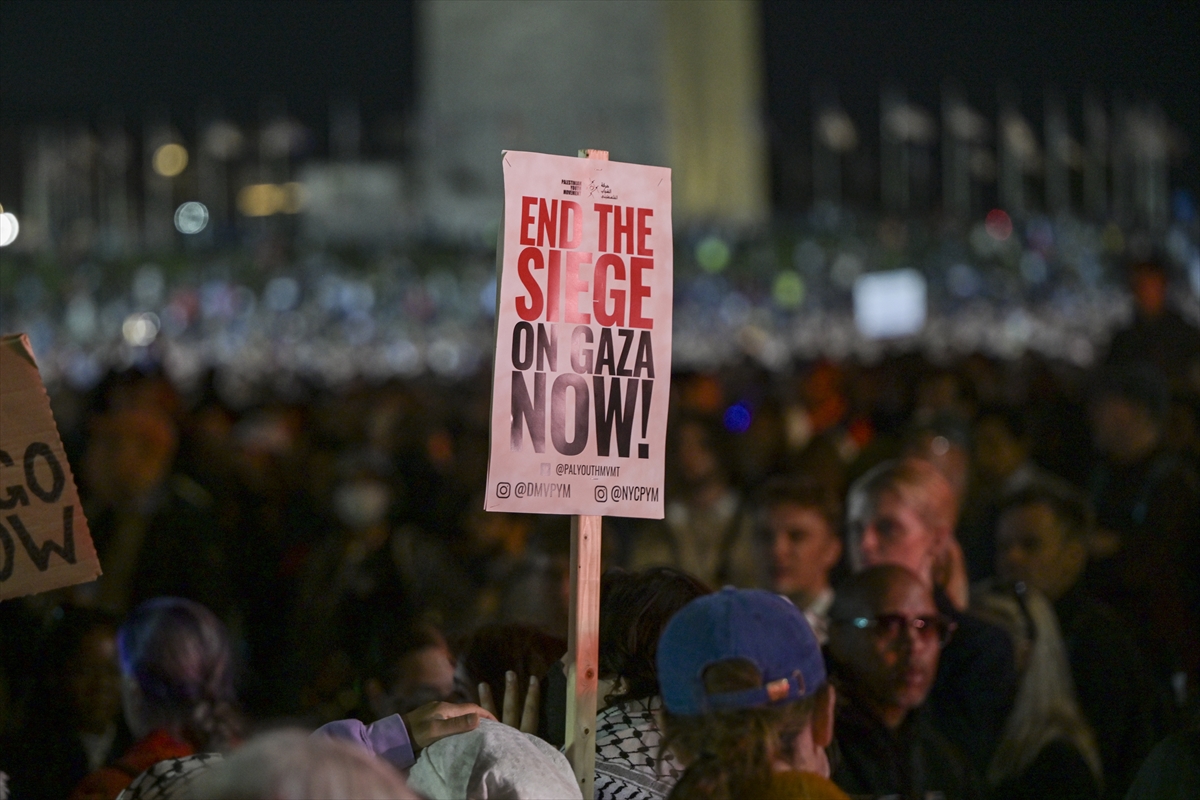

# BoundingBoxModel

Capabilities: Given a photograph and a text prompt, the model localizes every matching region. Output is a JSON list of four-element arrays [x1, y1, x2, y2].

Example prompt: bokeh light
[[1019, 252, 1048, 284], [723, 402, 753, 433], [947, 263, 981, 298], [237, 182, 307, 216], [279, 182, 307, 214], [885, 103, 936, 145], [695, 236, 731, 273], [133, 266, 166, 305], [152, 143, 189, 177], [772, 271, 805, 308], [264, 277, 301, 312], [817, 109, 858, 152], [0, 212, 19, 247], [238, 184, 283, 217], [854, 268, 927, 339], [174, 201, 210, 234], [830, 252, 863, 288], [122, 312, 161, 346], [985, 209, 1013, 240]]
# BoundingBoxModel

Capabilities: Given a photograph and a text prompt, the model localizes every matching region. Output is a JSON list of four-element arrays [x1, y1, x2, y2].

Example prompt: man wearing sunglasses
[[827, 564, 981, 799], [845, 457, 1017, 779]]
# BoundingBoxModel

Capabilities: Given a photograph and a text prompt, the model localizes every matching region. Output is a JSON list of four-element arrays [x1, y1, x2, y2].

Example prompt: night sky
[[0, 0, 416, 125], [1, 0, 1196, 193]]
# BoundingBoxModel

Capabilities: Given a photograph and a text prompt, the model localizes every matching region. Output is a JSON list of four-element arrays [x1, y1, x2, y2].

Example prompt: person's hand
[[400, 700, 496, 753], [478, 670, 540, 734]]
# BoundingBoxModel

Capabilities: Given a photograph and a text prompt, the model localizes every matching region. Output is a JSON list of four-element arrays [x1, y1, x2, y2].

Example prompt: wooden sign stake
[[564, 147, 609, 798], [565, 513, 602, 796]]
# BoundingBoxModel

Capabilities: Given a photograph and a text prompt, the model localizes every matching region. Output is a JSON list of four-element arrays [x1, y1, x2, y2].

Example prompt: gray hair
[[190, 729, 419, 800]]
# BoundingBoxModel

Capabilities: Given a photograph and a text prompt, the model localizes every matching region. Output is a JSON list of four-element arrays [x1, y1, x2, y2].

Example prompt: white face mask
[[333, 480, 392, 529]]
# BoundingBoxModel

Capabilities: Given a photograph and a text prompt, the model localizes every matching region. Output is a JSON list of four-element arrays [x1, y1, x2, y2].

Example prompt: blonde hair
[[846, 459, 957, 562], [970, 583, 1103, 790]]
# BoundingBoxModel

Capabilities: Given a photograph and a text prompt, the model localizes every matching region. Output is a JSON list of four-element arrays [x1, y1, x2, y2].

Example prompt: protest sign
[[485, 150, 672, 518], [0, 334, 100, 600]]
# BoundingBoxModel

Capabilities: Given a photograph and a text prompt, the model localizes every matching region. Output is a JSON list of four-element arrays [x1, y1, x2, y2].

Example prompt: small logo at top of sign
[[587, 180, 618, 201], [561, 179, 581, 197]]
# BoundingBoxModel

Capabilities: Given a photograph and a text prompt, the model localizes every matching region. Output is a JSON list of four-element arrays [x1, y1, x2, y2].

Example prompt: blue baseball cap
[[656, 588, 826, 716]]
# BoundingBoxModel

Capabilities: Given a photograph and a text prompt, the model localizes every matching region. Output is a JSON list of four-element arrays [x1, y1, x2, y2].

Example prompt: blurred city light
[[947, 263, 982, 298], [264, 277, 301, 312], [723, 402, 753, 433], [696, 236, 731, 273], [985, 209, 1013, 240], [0, 212, 18, 247], [260, 119, 312, 159], [152, 143, 189, 177], [174, 202, 210, 234], [772, 270, 805, 308], [1019, 251, 1049, 284], [238, 184, 283, 216], [121, 312, 161, 346], [1001, 114, 1040, 171], [854, 269, 927, 339], [279, 182, 307, 213], [817, 109, 858, 152], [133, 266, 166, 305], [237, 183, 307, 217], [0, 27, 1192, 383], [479, 277, 498, 317], [830, 252, 864, 289], [885, 103, 937, 145], [947, 104, 989, 142], [201, 121, 245, 161]]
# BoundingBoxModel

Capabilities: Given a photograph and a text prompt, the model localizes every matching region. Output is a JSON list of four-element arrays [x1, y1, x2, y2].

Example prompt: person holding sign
[[484, 148, 673, 794]]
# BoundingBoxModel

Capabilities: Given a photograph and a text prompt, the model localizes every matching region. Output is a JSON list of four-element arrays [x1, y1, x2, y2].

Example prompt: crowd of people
[[1, 255, 1199, 799]]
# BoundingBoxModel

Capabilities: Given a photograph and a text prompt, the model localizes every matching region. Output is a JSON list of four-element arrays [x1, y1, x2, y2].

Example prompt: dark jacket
[[927, 588, 1018, 776], [1105, 308, 1200, 393], [988, 738, 1099, 800], [830, 691, 981, 800], [2, 721, 132, 800], [1055, 584, 1160, 799], [1124, 726, 1200, 800], [88, 475, 233, 618], [1086, 449, 1200, 682]]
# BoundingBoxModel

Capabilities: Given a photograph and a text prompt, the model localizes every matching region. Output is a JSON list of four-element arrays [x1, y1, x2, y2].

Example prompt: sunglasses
[[836, 613, 957, 646]]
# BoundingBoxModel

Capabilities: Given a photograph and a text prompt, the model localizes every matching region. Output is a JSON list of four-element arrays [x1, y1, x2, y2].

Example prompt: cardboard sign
[[0, 334, 100, 600], [485, 151, 672, 518]]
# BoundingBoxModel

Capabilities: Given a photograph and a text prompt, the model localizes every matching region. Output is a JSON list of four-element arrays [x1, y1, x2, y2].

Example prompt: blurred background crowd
[[1, 1, 1198, 798]]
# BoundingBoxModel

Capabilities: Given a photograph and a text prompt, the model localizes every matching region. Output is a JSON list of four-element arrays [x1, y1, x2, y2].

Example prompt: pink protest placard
[[485, 151, 672, 518], [1, 334, 101, 600]]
